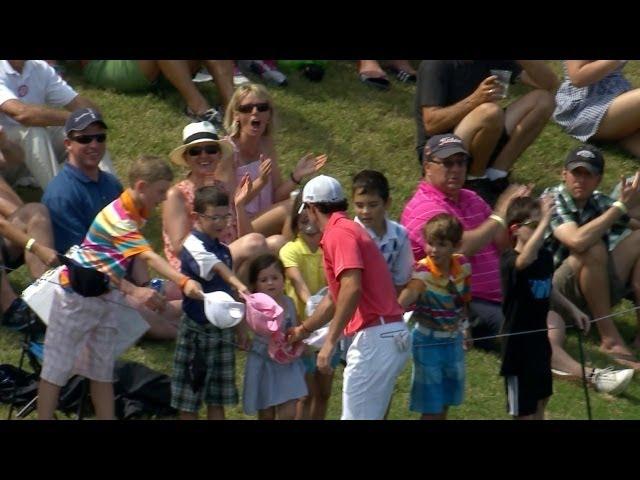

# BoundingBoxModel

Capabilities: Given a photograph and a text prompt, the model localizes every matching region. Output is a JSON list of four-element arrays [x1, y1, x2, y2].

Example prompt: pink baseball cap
[[242, 292, 284, 336], [268, 331, 305, 364]]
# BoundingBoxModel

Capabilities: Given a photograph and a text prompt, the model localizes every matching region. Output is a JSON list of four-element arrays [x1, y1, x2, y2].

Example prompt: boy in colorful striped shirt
[[37, 155, 204, 420], [399, 213, 472, 420]]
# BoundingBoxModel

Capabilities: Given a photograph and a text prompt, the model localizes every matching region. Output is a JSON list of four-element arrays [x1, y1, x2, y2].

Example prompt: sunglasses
[[428, 158, 468, 169], [520, 220, 540, 229], [188, 145, 220, 156], [70, 133, 107, 144], [236, 102, 270, 114], [198, 213, 232, 223]]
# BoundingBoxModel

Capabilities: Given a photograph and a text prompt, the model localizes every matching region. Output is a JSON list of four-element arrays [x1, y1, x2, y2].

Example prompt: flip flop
[[603, 351, 640, 369], [386, 66, 417, 84], [359, 72, 390, 91]]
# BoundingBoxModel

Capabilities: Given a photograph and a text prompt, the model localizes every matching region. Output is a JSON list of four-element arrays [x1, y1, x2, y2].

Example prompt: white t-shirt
[[0, 60, 78, 128]]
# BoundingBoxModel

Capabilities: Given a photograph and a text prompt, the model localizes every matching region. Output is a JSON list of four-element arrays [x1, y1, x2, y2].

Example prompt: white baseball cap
[[203, 291, 245, 329], [298, 175, 345, 214]]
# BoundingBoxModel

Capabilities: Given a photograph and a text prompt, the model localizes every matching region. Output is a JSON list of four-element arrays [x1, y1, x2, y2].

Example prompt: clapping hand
[[293, 153, 328, 182], [258, 154, 273, 183], [234, 173, 253, 207]]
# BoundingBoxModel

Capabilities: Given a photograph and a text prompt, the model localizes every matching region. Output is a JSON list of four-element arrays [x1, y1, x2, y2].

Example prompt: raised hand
[[258, 154, 273, 183], [618, 171, 640, 210], [293, 153, 328, 182], [234, 173, 253, 207]]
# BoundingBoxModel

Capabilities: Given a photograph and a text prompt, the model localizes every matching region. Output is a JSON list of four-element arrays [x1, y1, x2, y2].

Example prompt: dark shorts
[[505, 372, 552, 417], [552, 252, 631, 319], [0, 236, 24, 271]]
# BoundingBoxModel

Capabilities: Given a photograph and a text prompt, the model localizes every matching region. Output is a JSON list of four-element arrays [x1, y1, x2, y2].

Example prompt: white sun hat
[[169, 121, 233, 167]]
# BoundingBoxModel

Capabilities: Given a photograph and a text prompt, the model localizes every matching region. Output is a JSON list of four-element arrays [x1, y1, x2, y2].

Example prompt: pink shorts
[[41, 285, 121, 386]]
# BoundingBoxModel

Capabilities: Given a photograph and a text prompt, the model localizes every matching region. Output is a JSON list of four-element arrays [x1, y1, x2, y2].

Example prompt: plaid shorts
[[171, 315, 238, 413], [41, 285, 120, 386]]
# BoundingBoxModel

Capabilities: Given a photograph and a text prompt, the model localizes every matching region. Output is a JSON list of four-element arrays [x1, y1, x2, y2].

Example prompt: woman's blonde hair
[[223, 83, 276, 138]]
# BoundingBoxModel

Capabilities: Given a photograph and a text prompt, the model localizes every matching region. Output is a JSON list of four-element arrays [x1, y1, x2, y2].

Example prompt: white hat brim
[[169, 138, 233, 167]]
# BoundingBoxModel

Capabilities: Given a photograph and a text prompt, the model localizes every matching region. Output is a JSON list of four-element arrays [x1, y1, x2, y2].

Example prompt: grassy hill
[[2, 60, 640, 420]]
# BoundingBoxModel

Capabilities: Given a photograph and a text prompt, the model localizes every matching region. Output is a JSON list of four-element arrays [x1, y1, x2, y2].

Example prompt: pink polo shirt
[[320, 212, 404, 336], [400, 181, 502, 303]]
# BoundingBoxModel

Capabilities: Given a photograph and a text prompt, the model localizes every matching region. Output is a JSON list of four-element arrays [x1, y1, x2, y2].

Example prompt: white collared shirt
[[354, 216, 414, 287], [0, 60, 77, 127]]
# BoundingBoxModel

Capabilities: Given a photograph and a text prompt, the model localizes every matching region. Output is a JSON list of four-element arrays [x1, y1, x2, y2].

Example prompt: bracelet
[[24, 238, 36, 252], [612, 200, 628, 215], [178, 275, 190, 290], [489, 213, 507, 229], [290, 171, 301, 185]]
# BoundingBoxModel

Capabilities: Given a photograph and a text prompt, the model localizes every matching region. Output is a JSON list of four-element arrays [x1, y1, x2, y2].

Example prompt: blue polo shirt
[[181, 229, 234, 325], [42, 162, 123, 254]]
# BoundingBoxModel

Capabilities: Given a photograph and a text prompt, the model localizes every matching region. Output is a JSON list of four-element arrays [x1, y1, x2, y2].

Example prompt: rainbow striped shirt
[[410, 254, 472, 332], [67, 190, 152, 280]]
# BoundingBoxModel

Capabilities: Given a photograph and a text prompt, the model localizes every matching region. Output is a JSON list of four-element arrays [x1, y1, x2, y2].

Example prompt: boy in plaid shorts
[[172, 186, 250, 420], [37, 155, 204, 420]]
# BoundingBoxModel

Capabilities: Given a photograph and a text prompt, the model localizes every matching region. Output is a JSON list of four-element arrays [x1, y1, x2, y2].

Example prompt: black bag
[[57, 254, 110, 297], [0, 364, 38, 405]]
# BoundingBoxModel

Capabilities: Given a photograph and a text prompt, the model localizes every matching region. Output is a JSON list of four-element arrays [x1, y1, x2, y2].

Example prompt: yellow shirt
[[279, 236, 326, 319]]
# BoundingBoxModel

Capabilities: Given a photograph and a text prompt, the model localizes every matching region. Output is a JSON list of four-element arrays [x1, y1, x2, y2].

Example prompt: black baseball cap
[[564, 144, 604, 175], [425, 134, 470, 159], [64, 108, 108, 136]]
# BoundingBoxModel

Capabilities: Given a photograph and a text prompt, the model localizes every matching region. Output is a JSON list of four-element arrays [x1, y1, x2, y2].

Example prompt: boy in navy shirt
[[171, 186, 249, 420]]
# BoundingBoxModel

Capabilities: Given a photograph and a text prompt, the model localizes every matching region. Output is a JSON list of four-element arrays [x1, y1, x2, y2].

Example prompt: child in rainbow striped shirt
[[37, 155, 204, 420], [398, 213, 472, 420]]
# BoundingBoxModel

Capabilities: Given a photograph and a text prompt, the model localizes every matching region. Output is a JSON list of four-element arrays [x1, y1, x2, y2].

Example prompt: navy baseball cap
[[425, 134, 470, 159], [64, 108, 108, 136], [564, 144, 604, 175]]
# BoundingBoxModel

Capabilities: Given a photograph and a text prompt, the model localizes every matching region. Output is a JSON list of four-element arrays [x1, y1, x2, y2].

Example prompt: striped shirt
[[354, 216, 414, 287], [400, 180, 501, 303], [543, 183, 631, 268], [410, 254, 472, 331], [68, 190, 152, 279]]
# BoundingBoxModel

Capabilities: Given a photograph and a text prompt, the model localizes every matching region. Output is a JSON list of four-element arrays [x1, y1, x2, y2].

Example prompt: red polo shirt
[[320, 212, 404, 336]]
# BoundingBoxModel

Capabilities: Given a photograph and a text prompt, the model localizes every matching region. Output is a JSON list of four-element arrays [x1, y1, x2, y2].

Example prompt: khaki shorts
[[552, 252, 631, 318]]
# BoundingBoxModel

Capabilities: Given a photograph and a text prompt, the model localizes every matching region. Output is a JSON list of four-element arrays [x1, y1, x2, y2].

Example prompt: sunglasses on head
[[70, 133, 107, 144], [236, 102, 270, 114], [188, 145, 220, 156]]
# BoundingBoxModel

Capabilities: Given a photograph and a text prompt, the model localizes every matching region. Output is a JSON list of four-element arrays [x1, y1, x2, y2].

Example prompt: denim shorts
[[302, 347, 342, 373], [410, 327, 465, 414]]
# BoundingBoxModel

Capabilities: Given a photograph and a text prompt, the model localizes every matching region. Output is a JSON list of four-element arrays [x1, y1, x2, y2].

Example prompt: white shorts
[[341, 321, 410, 420], [40, 285, 122, 386]]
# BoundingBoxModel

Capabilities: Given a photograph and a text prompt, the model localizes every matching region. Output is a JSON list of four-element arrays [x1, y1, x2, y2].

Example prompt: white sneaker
[[193, 68, 212, 83], [233, 69, 250, 88], [590, 367, 634, 395]]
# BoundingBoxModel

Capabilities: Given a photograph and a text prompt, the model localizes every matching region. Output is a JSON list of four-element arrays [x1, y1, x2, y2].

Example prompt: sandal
[[386, 66, 417, 84], [602, 350, 640, 370], [358, 71, 390, 91]]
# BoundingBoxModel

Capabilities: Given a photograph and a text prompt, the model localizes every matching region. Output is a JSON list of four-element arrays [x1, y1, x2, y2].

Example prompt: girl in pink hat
[[243, 254, 307, 420]]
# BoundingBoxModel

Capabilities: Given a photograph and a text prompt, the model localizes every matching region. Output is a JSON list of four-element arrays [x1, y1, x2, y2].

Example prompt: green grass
[[2, 60, 640, 420]]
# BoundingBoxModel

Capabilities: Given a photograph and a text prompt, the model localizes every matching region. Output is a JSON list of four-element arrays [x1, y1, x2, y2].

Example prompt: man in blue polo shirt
[[42, 108, 180, 340], [42, 108, 122, 253]]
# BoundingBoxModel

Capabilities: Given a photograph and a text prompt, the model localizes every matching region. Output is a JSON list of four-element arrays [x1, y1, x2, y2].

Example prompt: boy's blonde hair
[[423, 213, 463, 246], [128, 155, 174, 187], [223, 83, 275, 138]]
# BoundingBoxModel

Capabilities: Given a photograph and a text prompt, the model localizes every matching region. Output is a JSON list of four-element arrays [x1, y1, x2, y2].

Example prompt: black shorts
[[0, 236, 24, 271], [504, 372, 552, 417]]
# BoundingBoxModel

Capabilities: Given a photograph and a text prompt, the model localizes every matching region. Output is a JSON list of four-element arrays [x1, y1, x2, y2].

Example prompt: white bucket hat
[[204, 291, 245, 329], [169, 121, 233, 167]]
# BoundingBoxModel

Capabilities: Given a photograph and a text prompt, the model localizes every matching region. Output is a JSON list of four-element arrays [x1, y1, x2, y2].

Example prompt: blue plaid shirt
[[543, 183, 631, 268]]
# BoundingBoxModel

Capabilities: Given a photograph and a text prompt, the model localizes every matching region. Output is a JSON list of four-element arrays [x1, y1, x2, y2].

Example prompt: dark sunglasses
[[520, 220, 540, 229], [236, 102, 270, 114], [428, 158, 468, 169], [188, 145, 220, 156], [70, 133, 107, 144]]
